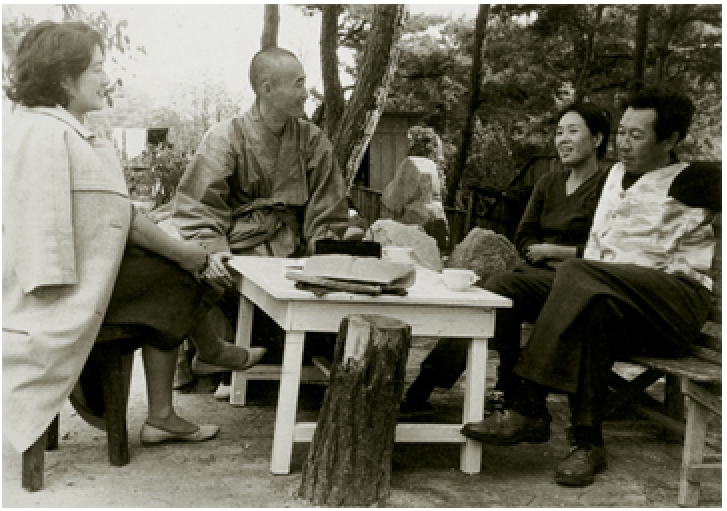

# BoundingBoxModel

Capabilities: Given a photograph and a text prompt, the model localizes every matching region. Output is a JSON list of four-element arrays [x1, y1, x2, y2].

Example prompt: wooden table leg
[[270, 331, 305, 475], [460, 336, 488, 474], [230, 296, 255, 407]]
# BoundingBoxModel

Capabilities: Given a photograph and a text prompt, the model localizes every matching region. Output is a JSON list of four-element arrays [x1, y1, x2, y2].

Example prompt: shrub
[[127, 144, 190, 207]]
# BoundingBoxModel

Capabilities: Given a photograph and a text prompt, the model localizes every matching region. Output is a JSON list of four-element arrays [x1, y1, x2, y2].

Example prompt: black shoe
[[461, 408, 551, 445], [483, 390, 506, 415], [555, 445, 608, 487], [398, 400, 435, 421]]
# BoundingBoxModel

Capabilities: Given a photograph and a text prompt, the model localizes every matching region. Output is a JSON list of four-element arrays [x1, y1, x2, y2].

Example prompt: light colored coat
[[2, 106, 131, 452]]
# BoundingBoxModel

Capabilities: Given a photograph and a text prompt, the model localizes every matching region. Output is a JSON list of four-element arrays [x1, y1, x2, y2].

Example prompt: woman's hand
[[176, 241, 208, 275], [525, 243, 553, 264], [204, 252, 236, 290]]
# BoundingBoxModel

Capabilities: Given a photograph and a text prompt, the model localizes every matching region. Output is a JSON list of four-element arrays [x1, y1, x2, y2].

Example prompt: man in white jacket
[[461, 86, 720, 488]]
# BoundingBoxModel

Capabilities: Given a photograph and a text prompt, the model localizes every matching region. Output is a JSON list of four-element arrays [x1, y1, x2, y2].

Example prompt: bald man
[[161, 47, 348, 379], [169, 47, 348, 265]]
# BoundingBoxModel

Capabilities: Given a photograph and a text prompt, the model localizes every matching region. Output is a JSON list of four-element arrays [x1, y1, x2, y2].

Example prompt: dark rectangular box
[[314, 240, 381, 258]]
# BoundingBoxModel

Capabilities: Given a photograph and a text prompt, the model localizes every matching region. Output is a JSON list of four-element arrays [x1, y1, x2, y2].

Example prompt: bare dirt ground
[[3, 338, 722, 507]]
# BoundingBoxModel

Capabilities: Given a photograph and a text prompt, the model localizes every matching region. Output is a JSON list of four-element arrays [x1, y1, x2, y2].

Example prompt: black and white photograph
[[2, 3, 721, 507]]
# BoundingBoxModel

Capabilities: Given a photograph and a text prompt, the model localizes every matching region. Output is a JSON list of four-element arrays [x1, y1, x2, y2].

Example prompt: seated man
[[162, 47, 349, 377], [461, 86, 721, 488]]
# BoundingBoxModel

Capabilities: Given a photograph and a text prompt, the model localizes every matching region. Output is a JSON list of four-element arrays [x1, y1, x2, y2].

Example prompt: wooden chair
[[21, 325, 145, 491]]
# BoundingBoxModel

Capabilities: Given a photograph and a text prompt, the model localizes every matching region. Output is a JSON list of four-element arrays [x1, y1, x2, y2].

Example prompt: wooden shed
[[350, 110, 421, 225], [353, 110, 421, 191]]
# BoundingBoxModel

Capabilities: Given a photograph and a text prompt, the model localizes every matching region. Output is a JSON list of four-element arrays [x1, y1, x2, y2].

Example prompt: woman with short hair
[[401, 102, 613, 420], [2, 21, 262, 453]]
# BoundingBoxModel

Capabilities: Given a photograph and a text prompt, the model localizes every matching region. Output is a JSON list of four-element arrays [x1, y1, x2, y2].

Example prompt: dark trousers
[[415, 264, 555, 393], [513, 259, 712, 428]]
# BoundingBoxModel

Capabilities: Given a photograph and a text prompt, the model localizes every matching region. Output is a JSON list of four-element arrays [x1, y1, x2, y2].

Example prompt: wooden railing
[[349, 185, 382, 227], [350, 185, 475, 248]]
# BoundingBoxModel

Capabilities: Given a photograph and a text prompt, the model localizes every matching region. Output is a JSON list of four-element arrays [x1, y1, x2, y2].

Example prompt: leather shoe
[[141, 422, 219, 446], [192, 347, 267, 375], [555, 445, 608, 487], [461, 408, 551, 445], [483, 390, 506, 415]]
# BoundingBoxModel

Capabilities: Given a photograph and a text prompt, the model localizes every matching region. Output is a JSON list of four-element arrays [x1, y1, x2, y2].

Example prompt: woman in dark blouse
[[515, 155, 607, 268], [401, 102, 612, 420]]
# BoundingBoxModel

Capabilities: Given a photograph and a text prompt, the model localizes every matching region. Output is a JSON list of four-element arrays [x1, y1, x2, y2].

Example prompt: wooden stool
[[21, 325, 145, 491]]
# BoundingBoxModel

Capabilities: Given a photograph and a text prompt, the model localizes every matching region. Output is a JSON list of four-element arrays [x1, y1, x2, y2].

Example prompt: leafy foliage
[[155, 79, 243, 154], [127, 144, 190, 207], [379, 5, 722, 204], [3, 4, 146, 101], [1, 13, 35, 84]]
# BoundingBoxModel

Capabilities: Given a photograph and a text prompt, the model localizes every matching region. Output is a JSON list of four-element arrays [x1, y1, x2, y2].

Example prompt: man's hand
[[204, 251, 237, 289], [525, 243, 557, 264], [342, 226, 365, 241], [525, 243, 575, 264]]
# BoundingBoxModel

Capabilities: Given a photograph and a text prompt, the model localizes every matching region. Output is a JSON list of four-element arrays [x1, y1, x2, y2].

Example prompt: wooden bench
[[21, 325, 144, 491], [604, 213, 721, 506]]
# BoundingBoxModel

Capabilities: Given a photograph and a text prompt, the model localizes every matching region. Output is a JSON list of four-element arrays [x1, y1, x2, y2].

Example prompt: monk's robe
[[164, 102, 349, 257]]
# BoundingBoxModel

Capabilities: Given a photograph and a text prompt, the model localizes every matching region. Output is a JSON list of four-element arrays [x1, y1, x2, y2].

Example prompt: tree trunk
[[631, 4, 650, 92], [445, 4, 489, 208], [298, 314, 412, 507], [329, 4, 408, 190], [573, 5, 604, 102], [655, 5, 691, 83], [320, 4, 345, 137], [261, 4, 279, 50]]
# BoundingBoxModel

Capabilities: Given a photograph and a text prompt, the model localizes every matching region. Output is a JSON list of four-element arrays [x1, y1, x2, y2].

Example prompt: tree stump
[[298, 314, 411, 507]]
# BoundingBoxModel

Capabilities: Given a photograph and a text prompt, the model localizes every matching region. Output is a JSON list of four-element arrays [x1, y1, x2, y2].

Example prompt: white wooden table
[[227, 256, 511, 475]]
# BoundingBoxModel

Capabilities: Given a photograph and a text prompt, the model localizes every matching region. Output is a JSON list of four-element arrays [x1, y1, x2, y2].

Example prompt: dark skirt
[[103, 246, 213, 352], [73, 246, 214, 427]]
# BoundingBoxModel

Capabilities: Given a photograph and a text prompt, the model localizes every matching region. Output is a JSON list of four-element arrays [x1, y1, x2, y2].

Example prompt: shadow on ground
[[3, 339, 722, 507]]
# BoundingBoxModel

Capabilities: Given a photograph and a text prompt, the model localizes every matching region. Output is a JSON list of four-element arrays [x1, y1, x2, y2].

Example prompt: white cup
[[441, 269, 478, 291], [382, 246, 415, 264]]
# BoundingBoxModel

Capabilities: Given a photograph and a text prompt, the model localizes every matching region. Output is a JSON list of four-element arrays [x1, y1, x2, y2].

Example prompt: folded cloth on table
[[287, 271, 409, 297], [293, 281, 407, 298], [286, 255, 416, 297], [299, 254, 416, 287]]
